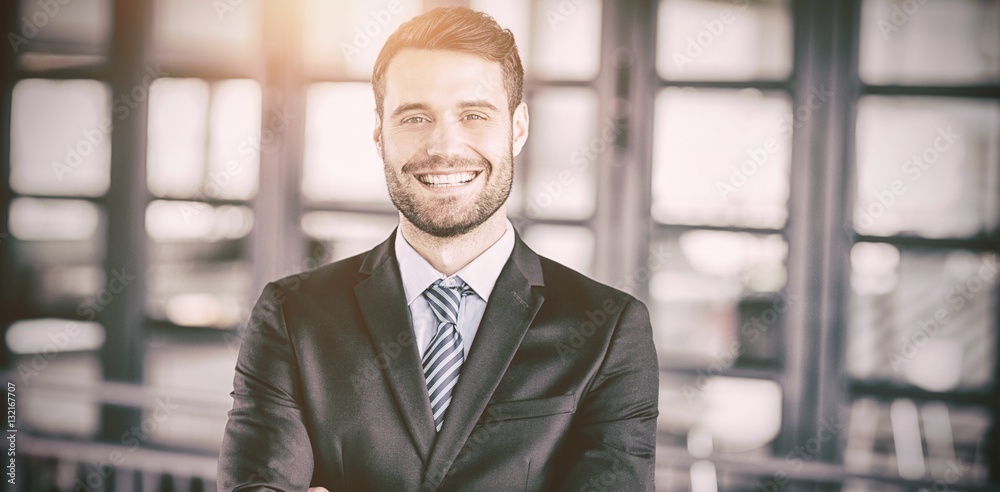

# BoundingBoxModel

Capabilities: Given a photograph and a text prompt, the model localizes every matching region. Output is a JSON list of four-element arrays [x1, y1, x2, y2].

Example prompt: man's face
[[374, 49, 529, 238]]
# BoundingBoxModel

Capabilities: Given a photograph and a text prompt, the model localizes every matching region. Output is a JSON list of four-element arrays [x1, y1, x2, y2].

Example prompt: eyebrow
[[390, 100, 501, 119]]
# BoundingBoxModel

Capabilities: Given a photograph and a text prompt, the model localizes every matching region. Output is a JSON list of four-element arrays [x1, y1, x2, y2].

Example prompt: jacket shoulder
[[268, 249, 370, 301], [535, 254, 638, 309]]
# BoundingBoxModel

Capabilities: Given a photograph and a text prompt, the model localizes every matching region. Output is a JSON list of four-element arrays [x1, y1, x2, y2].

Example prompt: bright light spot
[[701, 377, 782, 452], [10, 198, 100, 241], [165, 293, 243, 328], [6, 318, 105, 354], [146, 201, 253, 241], [904, 339, 963, 392], [851, 242, 900, 295]]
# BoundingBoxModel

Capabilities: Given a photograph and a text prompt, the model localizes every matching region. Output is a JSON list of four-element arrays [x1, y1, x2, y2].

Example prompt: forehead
[[383, 49, 507, 109]]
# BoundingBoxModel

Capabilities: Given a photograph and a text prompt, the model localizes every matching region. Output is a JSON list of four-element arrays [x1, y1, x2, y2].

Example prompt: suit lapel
[[355, 231, 436, 461], [421, 236, 546, 490]]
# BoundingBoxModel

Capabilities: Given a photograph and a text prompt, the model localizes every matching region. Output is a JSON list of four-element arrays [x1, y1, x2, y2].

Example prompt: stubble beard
[[382, 145, 514, 238]]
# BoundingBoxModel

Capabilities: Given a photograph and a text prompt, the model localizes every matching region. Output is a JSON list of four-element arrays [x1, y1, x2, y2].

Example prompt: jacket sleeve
[[218, 282, 315, 491], [554, 297, 660, 491]]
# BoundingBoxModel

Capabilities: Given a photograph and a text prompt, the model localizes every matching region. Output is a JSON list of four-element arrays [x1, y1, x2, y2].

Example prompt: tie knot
[[423, 278, 473, 325]]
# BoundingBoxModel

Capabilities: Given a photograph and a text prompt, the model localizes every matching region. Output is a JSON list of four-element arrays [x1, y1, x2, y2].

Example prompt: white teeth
[[417, 171, 478, 187]]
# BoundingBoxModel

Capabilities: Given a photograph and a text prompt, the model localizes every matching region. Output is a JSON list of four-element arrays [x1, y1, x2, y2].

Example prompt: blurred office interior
[[0, 0, 998, 490]]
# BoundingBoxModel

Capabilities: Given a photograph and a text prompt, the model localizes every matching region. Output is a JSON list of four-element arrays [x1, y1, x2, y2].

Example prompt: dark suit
[[219, 230, 659, 491]]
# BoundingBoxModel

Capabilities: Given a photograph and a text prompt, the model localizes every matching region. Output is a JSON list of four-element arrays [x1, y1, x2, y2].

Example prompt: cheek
[[466, 126, 512, 155]]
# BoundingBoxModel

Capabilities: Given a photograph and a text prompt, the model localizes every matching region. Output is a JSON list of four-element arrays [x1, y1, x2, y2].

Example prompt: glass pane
[[9, 197, 101, 241], [844, 397, 991, 484], [470, 0, 532, 70], [146, 201, 253, 328], [855, 97, 1000, 238], [523, 88, 599, 220], [303, 82, 390, 204], [848, 243, 997, 391], [9, 198, 105, 312], [530, 0, 602, 80], [658, 375, 782, 454], [859, 0, 1000, 85], [206, 80, 262, 200], [6, 319, 105, 354], [147, 78, 210, 198], [649, 231, 788, 367], [144, 336, 236, 450], [652, 88, 792, 228], [148, 79, 261, 200], [152, 0, 261, 64], [11, 79, 111, 197], [522, 225, 595, 277], [657, 0, 793, 81], [302, 211, 397, 262], [16, 352, 101, 437], [14, 0, 111, 55], [302, 0, 423, 78]]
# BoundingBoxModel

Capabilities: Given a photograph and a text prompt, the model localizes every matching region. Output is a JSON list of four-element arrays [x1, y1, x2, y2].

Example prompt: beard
[[382, 146, 514, 238]]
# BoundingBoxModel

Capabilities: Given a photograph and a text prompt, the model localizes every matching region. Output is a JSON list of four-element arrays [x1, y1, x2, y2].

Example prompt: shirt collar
[[395, 219, 515, 306]]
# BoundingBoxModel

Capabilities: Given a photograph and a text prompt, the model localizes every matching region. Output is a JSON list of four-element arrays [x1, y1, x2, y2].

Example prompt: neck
[[399, 209, 508, 276]]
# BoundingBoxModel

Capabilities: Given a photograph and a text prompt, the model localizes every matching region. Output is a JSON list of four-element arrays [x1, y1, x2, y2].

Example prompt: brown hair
[[372, 7, 524, 118]]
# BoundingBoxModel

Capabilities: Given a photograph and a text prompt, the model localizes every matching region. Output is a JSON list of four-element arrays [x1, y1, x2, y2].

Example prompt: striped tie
[[422, 278, 474, 432]]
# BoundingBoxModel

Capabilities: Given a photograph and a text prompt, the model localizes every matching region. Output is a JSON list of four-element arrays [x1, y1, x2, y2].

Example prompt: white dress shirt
[[394, 220, 516, 360]]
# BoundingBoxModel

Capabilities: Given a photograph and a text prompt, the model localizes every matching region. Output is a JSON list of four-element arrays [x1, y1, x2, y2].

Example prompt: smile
[[415, 171, 481, 188]]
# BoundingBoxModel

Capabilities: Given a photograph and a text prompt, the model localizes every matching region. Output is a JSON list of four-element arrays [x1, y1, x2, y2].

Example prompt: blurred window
[[859, 0, 1000, 85], [841, 0, 1000, 483], [648, 0, 795, 467], [652, 87, 791, 229], [11, 79, 111, 197], [302, 82, 389, 205], [656, 0, 793, 81]]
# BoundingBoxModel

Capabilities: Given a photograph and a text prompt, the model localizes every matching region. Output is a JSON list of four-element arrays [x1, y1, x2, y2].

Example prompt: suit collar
[[394, 219, 517, 305], [355, 229, 437, 460], [360, 224, 544, 288], [356, 229, 546, 486]]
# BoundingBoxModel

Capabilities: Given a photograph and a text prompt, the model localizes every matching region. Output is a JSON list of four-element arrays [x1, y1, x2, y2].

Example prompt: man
[[219, 7, 658, 491]]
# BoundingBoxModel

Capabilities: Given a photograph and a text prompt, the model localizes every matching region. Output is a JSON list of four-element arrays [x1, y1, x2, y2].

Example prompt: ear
[[373, 110, 383, 156], [511, 101, 529, 157]]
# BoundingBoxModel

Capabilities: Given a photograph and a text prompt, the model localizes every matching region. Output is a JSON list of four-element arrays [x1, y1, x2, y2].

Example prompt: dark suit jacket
[[219, 230, 659, 491]]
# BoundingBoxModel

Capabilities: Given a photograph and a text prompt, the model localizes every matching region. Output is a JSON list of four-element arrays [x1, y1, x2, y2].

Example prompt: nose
[[425, 120, 465, 158]]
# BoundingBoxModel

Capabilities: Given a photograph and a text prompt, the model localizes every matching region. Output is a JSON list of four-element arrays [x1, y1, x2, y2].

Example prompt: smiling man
[[219, 7, 658, 491]]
